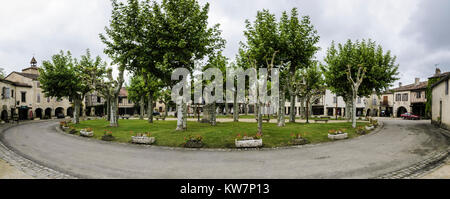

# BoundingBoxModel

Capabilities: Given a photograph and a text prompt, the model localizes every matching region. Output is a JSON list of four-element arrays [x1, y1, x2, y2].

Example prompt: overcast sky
[[1, 0, 449, 87]]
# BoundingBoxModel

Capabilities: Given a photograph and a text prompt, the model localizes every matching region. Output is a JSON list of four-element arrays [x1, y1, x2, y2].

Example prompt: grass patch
[[72, 119, 367, 148]]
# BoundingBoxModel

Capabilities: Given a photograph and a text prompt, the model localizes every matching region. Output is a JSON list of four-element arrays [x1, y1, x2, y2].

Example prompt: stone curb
[[0, 121, 76, 179], [54, 121, 385, 152], [374, 149, 449, 179]]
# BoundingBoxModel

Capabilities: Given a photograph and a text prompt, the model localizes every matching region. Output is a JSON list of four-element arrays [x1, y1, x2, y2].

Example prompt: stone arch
[[35, 108, 43, 119], [44, 108, 52, 119], [55, 107, 64, 117], [67, 107, 74, 118], [397, 106, 408, 117], [366, 109, 371, 117], [1, 110, 8, 122]]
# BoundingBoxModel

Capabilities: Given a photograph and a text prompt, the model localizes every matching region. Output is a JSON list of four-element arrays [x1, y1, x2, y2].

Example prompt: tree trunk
[[233, 89, 239, 122], [352, 91, 358, 128], [183, 102, 187, 130], [306, 97, 310, 124], [211, 102, 216, 126], [73, 97, 81, 124], [148, 92, 153, 123], [257, 102, 262, 134], [163, 103, 168, 120], [278, 88, 286, 127], [139, 96, 144, 120], [289, 94, 296, 123], [176, 103, 184, 131], [110, 97, 119, 127], [299, 97, 305, 118], [106, 97, 111, 121], [245, 103, 248, 115]]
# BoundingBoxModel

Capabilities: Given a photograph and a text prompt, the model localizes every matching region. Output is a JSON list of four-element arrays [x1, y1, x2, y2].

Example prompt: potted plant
[[68, 126, 77, 134], [184, 135, 204, 148], [101, 131, 115, 141], [60, 121, 70, 130], [290, 133, 309, 145], [328, 129, 348, 140], [80, 128, 94, 137], [356, 126, 367, 135], [235, 132, 263, 148], [131, 132, 156, 145]]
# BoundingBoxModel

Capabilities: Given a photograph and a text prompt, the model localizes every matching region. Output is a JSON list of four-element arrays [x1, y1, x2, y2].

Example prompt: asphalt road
[[0, 119, 448, 179]]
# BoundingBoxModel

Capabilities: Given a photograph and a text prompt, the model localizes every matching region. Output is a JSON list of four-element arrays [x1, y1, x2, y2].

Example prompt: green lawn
[[71, 119, 367, 148]]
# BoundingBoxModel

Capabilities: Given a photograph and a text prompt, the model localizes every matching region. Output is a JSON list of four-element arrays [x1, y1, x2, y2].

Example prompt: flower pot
[[101, 135, 115, 141], [356, 129, 367, 135], [80, 130, 94, 137], [235, 139, 263, 148], [291, 138, 309, 145], [365, 126, 375, 131], [328, 133, 348, 140], [132, 136, 155, 145], [185, 140, 204, 148]]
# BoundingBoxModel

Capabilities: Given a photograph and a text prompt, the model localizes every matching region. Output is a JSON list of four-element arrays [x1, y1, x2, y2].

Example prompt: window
[[333, 97, 337, 103], [11, 89, 14, 98], [21, 92, 26, 103], [47, 97, 50, 103], [119, 97, 123, 104], [416, 91, 421, 98], [128, 99, 132, 104], [36, 82, 40, 88], [446, 80, 449, 95], [396, 94, 401, 101], [402, 93, 408, 101], [372, 97, 377, 105], [2, 87, 10, 99], [97, 97, 101, 103], [357, 97, 361, 104], [37, 93, 40, 103]]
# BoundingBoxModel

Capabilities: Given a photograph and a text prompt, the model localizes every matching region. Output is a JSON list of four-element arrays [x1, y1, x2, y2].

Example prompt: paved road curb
[[374, 149, 449, 179], [0, 121, 76, 179]]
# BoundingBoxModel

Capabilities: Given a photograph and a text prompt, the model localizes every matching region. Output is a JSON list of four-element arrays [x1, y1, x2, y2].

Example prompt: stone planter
[[291, 138, 309, 145], [132, 136, 155, 145], [80, 130, 94, 137], [328, 133, 348, 140], [235, 139, 263, 148], [365, 126, 375, 131], [101, 135, 115, 141], [185, 140, 204, 148], [356, 129, 367, 135]]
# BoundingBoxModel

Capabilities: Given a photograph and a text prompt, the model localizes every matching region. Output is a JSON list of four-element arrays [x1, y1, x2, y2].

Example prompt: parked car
[[56, 113, 65, 119], [400, 112, 420, 120], [153, 112, 161, 116]]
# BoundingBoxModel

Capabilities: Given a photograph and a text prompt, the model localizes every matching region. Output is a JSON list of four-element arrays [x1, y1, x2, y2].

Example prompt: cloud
[[0, 0, 449, 87]]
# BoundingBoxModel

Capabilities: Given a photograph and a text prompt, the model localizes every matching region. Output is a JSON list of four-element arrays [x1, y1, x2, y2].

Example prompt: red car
[[400, 112, 420, 120]]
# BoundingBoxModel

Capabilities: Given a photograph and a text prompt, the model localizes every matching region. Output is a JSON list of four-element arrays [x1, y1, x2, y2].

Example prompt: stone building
[[85, 88, 167, 117], [391, 78, 428, 118], [431, 72, 449, 130], [1, 57, 73, 121]]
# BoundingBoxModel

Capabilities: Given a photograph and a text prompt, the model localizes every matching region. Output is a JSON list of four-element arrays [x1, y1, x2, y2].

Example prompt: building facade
[[1, 57, 73, 121], [431, 73, 450, 130]]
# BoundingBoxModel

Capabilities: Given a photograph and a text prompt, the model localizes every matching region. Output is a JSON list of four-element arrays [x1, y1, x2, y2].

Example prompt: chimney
[[415, 78, 420, 85], [399, 82, 402, 87], [436, 68, 441, 76]]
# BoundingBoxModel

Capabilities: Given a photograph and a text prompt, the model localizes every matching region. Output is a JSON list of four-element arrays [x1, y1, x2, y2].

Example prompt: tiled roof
[[431, 73, 450, 89], [430, 71, 450, 79], [0, 79, 32, 87], [17, 72, 39, 80], [391, 81, 428, 92]]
